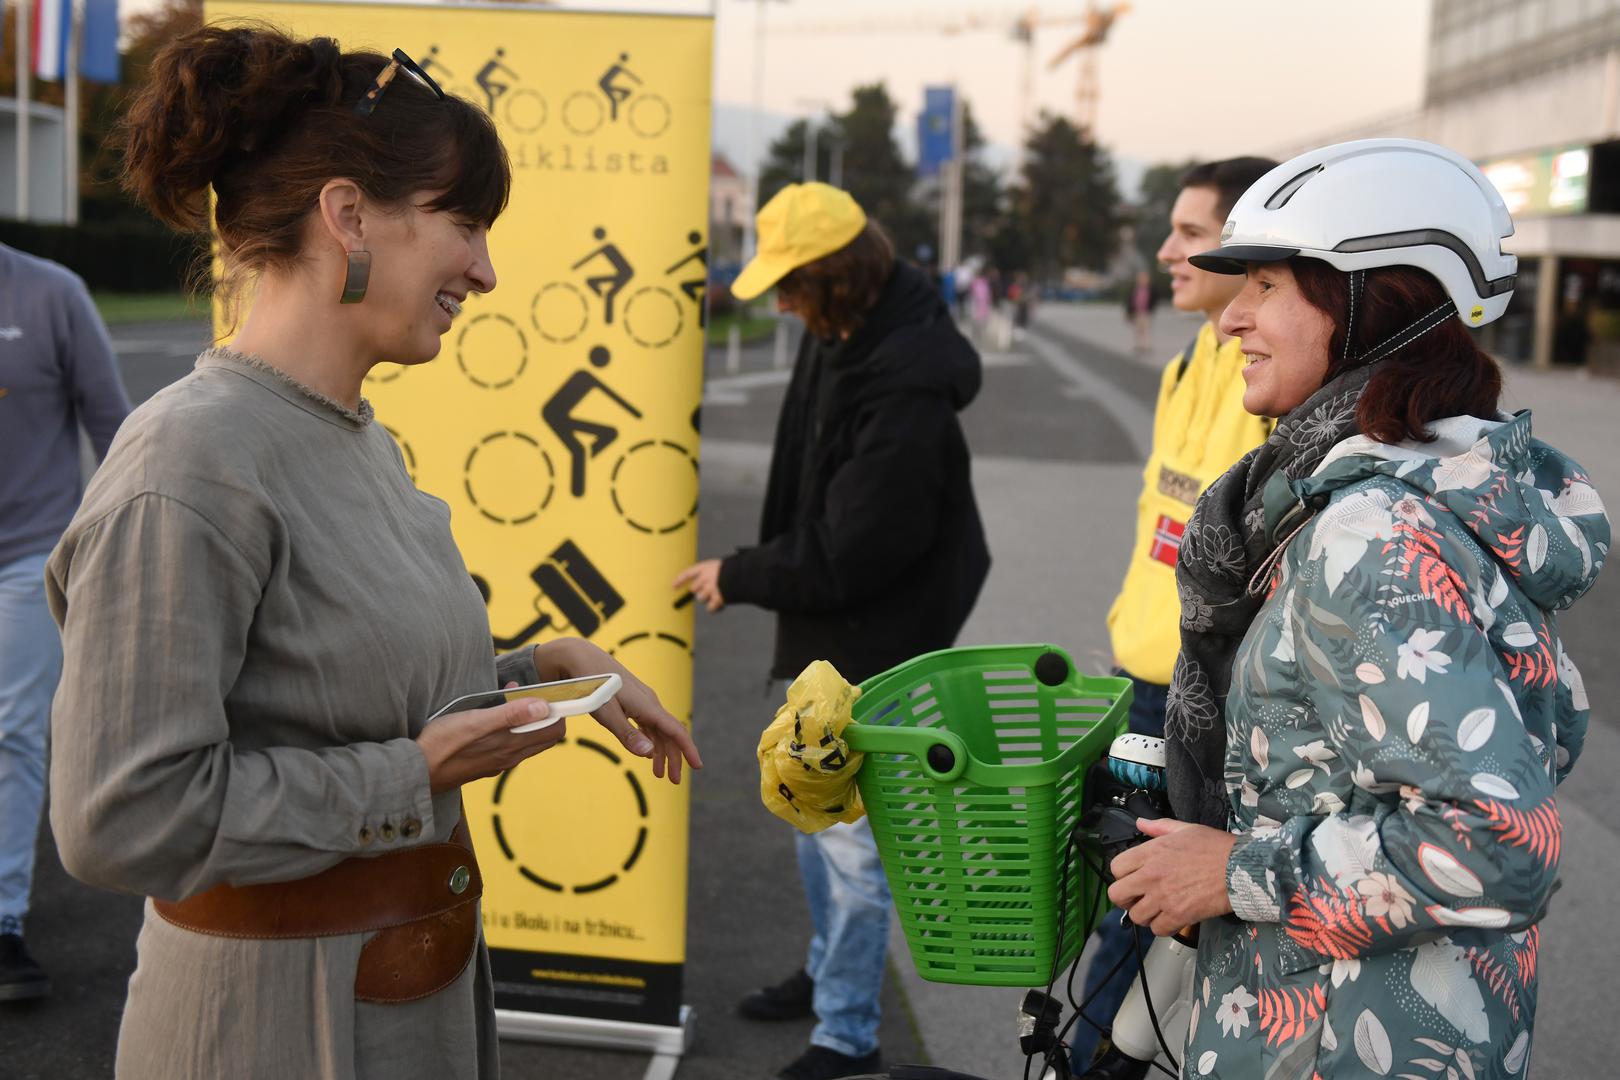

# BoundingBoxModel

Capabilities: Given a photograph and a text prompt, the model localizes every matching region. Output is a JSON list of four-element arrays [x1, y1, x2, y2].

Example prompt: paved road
[[4, 305, 1616, 1078]]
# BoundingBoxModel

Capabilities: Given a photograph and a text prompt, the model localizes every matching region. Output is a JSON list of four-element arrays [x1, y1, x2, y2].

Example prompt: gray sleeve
[[47, 493, 435, 901], [58, 276, 130, 459], [495, 648, 539, 687]]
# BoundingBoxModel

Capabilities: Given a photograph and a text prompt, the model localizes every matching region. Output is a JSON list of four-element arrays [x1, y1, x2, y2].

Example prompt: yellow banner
[[206, 0, 712, 1026]]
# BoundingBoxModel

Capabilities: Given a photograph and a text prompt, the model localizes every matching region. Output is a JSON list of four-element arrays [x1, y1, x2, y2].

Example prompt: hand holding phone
[[428, 673, 625, 732]]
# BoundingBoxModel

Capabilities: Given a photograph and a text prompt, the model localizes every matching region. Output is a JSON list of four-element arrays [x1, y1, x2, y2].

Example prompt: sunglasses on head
[[354, 48, 446, 116]]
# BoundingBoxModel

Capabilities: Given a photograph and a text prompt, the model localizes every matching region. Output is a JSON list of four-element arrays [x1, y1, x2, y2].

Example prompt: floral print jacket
[[1184, 413, 1608, 1080]]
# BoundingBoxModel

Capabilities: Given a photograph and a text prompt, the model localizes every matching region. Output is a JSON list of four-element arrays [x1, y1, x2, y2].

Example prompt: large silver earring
[[340, 251, 372, 304]]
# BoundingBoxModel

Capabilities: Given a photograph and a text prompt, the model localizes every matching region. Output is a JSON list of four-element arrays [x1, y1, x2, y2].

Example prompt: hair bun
[[120, 25, 350, 232]]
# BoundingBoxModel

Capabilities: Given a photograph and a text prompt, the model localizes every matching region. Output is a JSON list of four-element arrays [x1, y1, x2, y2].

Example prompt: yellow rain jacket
[[1106, 323, 1273, 686]]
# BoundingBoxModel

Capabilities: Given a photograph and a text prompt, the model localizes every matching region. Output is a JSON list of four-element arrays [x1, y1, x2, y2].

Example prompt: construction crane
[[771, 6, 1103, 140], [1046, 2, 1130, 133]]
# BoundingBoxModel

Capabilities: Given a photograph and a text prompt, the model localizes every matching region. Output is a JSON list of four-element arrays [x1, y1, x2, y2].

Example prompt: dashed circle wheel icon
[[628, 94, 671, 139], [490, 737, 651, 895], [456, 313, 529, 390], [502, 87, 548, 134], [610, 630, 693, 723], [380, 424, 418, 483], [623, 286, 683, 349], [365, 361, 408, 384], [610, 439, 698, 535], [561, 91, 605, 136], [531, 282, 590, 344], [463, 431, 555, 525]]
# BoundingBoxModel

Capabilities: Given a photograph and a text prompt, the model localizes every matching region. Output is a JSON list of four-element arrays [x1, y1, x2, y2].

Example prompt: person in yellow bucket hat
[[676, 183, 990, 1080]]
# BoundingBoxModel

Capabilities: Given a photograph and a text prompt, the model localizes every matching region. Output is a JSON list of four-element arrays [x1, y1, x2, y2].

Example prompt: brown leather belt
[[152, 820, 482, 1004]]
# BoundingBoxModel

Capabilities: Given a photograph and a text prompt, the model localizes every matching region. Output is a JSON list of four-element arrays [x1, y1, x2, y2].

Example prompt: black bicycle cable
[[1129, 919, 1181, 1078], [1027, 829, 1081, 1080]]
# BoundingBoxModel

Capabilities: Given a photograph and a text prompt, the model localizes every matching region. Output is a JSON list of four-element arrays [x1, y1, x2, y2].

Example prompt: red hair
[[1289, 258, 1502, 443]]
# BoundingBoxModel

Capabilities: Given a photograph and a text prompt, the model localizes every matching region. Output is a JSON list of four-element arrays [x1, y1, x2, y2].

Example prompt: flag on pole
[[916, 86, 956, 180], [31, 0, 69, 82], [82, 0, 121, 83]]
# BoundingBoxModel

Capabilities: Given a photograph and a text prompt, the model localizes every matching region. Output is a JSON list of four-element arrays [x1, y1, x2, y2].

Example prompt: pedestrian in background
[[46, 27, 698, 1079], [1122, 268, 1160, 354], [675, 182, 990, 1080], [1073, 156, 1277, 1074], [0, 242, 131, 1002]]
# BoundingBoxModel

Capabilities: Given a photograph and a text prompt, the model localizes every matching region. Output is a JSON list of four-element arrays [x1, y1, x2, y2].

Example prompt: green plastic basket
[[844, 644, 1130, 987]]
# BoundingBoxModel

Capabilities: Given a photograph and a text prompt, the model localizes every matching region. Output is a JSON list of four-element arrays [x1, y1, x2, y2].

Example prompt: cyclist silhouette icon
[[475, 47, 518, 114], [598, 52, 642, 122], [542, 345, 644, 497], [572, 227, 635, 325], [665, 231, 708, 327], [418, 44, 452, 81]]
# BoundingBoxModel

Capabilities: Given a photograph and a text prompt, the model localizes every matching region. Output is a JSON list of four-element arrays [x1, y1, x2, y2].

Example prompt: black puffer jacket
[[718, 262, 990, 684]]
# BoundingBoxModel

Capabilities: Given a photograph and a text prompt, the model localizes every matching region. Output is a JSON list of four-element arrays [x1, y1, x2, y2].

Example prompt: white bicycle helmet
[[1190, 138, 1518, 363]]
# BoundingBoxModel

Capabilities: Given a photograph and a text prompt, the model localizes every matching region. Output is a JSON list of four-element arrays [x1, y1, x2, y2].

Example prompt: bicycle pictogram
[[429, 44, 548, 133], [561, 51, 670, 138], [533, 227, 707, 349]]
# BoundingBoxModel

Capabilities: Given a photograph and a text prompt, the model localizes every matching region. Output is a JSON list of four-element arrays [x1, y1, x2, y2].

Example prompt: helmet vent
[[1264, 165, 1323, 210]]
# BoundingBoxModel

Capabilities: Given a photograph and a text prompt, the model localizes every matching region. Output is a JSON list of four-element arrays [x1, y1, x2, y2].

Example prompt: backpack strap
[[1171, 328, 1203, 386]]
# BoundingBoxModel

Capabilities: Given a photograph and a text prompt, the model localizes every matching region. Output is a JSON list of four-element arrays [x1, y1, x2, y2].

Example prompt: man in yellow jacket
[[1072, 156, 1277, 1073]]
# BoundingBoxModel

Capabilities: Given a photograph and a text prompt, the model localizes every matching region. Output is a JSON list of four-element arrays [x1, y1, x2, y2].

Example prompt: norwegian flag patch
[[1150, 515, 1186, 567]]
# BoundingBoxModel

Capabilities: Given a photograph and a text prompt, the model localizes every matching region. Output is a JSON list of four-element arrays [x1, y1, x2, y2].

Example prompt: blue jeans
[[797, 817, 892, 1058], [1069, 673, 1167, 1072], [0, 553, 62, 924]]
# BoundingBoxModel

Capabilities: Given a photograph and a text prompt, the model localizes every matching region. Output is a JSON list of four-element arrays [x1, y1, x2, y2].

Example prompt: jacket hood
[[1294, 411, 1609, 611], [822, 261, 981, 411]]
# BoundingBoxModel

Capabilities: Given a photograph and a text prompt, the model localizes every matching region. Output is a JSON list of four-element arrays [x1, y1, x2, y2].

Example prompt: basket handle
[[844, 724, 970, 783]]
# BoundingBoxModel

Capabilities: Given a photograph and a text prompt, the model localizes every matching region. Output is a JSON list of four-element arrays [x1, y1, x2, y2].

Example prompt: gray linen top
[[45, 348, 536, 1079]]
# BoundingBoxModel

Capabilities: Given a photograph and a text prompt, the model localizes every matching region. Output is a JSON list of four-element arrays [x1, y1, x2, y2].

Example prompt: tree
[[1128, 159, 1197, 270], [1007, 111, 1122, 279], [757, 82, 931, 259]]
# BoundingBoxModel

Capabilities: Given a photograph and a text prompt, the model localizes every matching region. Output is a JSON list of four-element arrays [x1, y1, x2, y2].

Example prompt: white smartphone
[[427, 673, 624, 733]]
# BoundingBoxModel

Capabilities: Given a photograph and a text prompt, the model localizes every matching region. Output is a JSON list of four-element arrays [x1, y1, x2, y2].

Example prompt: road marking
[[1024, 330, 1153, 461]]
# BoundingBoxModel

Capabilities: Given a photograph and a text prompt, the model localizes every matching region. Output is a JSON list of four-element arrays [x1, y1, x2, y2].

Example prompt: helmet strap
[[1342, 267, 1460, 368], [1349, 298, 1457, 368], [1342, 269, 1365, 365]]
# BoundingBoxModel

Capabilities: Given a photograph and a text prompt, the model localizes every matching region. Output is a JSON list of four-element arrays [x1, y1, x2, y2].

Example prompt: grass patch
[[92, 292, 208, 325], [706, 311, 779, 347]]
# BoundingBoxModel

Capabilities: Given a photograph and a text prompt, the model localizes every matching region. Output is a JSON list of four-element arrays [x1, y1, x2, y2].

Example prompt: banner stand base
[[496, 1005, 695, 1080]]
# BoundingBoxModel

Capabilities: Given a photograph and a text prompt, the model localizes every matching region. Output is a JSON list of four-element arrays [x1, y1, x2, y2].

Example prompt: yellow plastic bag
[[758, 660, 866, 833]]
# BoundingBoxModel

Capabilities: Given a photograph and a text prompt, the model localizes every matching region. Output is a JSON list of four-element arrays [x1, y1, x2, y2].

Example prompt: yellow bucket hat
[[731, 182, 867, 301]]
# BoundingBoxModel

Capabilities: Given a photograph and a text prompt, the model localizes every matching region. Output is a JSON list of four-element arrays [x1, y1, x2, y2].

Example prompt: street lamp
[[738, 0, 790, 262], [794, 96, 832, 183]]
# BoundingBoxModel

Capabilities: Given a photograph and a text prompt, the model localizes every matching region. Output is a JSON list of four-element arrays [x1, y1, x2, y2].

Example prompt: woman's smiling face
[[1218, 260, 1335, 418]]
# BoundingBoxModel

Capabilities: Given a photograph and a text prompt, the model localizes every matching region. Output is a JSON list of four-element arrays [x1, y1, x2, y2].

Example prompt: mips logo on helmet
[[419, 44, 674, 176]]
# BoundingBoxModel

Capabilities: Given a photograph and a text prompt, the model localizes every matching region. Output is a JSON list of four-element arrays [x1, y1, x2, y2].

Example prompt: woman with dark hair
[[676, 182, 989, 1080], [44, 26, 699, 1079], [1103, 140, 1607, 1076]]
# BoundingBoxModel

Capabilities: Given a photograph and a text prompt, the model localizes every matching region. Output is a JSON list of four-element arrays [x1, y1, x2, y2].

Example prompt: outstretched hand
[[533, 638, 703, 784], [673, 559, 724, 613]]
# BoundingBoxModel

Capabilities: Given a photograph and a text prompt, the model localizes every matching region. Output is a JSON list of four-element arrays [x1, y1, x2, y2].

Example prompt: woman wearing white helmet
[[1103, 139, 1608, 1077]]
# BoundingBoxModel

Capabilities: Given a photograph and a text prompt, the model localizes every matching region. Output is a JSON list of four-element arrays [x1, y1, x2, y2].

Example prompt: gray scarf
[[1164, 363, 1374, 827]]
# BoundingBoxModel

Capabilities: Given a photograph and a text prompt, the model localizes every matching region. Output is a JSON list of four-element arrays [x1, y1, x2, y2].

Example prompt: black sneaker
[[777, 1045, 883, 1080], [0, 917, 50, 1003], [737, 967, 814, 1021]]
